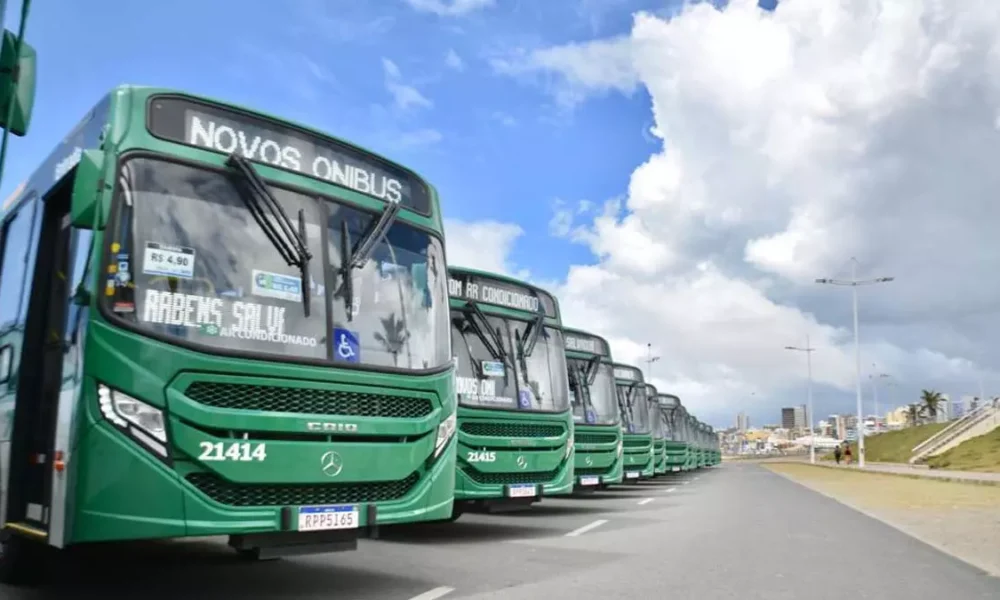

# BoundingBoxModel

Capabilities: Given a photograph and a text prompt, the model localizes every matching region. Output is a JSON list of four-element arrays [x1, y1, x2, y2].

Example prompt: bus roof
[[447, 266, 561, 320], [561, 326, 612, 359]]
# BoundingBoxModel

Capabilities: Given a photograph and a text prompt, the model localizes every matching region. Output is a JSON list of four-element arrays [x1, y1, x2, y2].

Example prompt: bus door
[[5, 183, 73, 536]]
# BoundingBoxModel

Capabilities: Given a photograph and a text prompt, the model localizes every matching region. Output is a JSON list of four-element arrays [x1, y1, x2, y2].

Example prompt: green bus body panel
[[4, 85, 458, 543], [455, 406, 573, 499], [572, 423, 622, 485], [653, 439, 666, 474], [664, 440, 687, 469], [622, 432, 654, 479], [448, 267, 573, 499]]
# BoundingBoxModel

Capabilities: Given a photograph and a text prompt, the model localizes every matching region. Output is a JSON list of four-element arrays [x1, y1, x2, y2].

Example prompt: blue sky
[[1, 0, 674, 282]]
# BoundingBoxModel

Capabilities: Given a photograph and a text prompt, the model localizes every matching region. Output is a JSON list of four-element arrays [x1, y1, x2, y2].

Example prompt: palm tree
[[919, 389, 944, 421], [905, 403, 922, 427], [374, 313, 410, 366]]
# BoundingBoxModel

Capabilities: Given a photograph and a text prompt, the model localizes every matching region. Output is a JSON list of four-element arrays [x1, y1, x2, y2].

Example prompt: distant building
[[793, 405, 807, 430], [736, 411, 750, 432], [781, 407, 795, 430]]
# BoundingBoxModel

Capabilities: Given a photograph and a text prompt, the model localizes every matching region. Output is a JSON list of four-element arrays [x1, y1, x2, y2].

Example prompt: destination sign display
[[645, 384, 658, 397], [448, 272, 558, 318], [563, 332, 609, 357], [657, 394, 680, 408], [613, 366, 642, 382], [146, 95, 430, 212]]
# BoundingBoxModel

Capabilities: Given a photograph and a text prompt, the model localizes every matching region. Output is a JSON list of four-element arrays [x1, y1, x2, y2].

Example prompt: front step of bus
[[229, 530, 362, 560]]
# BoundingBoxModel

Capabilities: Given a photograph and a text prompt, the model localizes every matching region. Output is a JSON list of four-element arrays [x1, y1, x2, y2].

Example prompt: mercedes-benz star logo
[[320, 450, 344, 477], [516, 455, 527, 470]]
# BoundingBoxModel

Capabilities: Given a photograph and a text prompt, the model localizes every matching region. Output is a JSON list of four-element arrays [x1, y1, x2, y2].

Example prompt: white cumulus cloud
[[489, 0, 1000, 425]]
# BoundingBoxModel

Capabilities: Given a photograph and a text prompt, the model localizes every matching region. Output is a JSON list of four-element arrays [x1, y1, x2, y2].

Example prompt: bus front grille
[[624, 438, 649, 447], [575, 432, 617, 444], [184, 472, 420, 507], [184, 382, 433, 419], [460, 422, 564, 438], [459, 466, 561, 486]]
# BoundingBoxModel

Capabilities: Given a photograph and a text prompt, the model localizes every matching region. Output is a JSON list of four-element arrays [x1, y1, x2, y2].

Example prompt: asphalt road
[[4, 464, 999, 599]]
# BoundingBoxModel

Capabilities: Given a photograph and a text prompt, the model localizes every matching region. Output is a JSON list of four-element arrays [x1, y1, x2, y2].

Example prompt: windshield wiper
[[518, 307, 546, 359], [462, 302, 510, 367], [227, 155, 313, 316], [583, 355, 601, 386], [337, 197, 402, 320]]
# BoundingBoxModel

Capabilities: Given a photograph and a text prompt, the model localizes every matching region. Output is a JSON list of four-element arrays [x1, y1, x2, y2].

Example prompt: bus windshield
[[105, 158, 450, 369], [451, 313, 569, 412], [617, 381, 651, 434], [651, 402, 667, 438], [568, 358, 618, 425]]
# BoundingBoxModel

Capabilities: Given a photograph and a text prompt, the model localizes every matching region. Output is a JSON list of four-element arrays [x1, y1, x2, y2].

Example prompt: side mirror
[[70, 149, 105, 229], [0, 31, 36, 137]]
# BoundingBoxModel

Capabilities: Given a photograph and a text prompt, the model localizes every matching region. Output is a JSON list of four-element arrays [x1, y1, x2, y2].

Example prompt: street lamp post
[[645, 343, 660, 381], [869, 370, 890, 432], [785, 336, 816, 464], [816, 257, 894, 469]]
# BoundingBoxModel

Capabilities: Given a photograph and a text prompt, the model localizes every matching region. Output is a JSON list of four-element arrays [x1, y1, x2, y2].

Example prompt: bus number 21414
[[198, 441, 268, 462]]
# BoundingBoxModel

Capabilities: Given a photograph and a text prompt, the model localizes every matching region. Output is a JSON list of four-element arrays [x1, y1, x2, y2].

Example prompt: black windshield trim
[[98, 150, 451, 377]]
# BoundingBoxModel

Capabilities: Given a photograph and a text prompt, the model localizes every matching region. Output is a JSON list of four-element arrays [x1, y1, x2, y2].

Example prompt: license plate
[[508, 484, 537, 498], [579, 476, 600, 486], [672, 467, 680, 472], [625, 471, 640, 479], [297, 505, 359, 531]]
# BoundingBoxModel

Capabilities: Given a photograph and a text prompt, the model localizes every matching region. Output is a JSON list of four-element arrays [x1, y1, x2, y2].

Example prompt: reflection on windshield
[[451, 316, 569, 412], [327, 202, 449, 370], [104, 158, 450, 371], [106, 158, 328, 359], [617, 382, 652, 434], [568, 359, 617, 425]]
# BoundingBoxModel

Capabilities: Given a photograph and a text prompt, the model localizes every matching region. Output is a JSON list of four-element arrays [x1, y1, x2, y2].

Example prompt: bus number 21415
[[198, 441, 268, 462]]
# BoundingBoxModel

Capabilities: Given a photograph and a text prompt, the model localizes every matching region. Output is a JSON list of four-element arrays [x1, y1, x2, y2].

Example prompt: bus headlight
[[434, 411, 457, 458], [565, 435, 574, 459], [617, 440, 624, 457], [98, 384, 168, 457]]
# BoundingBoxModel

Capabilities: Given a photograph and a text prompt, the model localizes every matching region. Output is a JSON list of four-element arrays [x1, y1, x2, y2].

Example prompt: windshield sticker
[[455, 377, 515, 404], [332, 328, 360, 363], [112, 301, 135, 314], [518, 390, 533, 409], [143, 242, 195, 279], [585, 409, 597, 424], [104, 277, 115, 296], [252, 269, 303, 302], [141, 290, 318, 347], [220, 288, 245, 299], [481, 360, 505, 378]]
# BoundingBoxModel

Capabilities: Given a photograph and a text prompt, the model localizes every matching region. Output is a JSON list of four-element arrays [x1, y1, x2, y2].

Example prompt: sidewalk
[[815, 460, 1000, 486]]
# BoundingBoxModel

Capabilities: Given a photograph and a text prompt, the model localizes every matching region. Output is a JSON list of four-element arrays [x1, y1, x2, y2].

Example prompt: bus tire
[[0, 533, 44, 585]]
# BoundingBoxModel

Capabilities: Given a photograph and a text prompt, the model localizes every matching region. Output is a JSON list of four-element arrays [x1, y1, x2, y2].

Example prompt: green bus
[[647, 385, 668, 476], [447, 267, 572, 514], [0, 85, 459, 581], [708, 425, 721, 465], [562, 327, 622, 490], [657, 394, 687, 473], [613, 363, 654, 481]]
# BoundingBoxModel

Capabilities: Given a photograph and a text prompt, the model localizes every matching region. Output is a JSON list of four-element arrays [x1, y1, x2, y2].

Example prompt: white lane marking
[[682, 480, 691, 485], [663, 487, 676, 493], [637, 497, 655, 505], [693, 476, 700, 481], [408, 586, 456, 600], [566, 519, 609, 537]]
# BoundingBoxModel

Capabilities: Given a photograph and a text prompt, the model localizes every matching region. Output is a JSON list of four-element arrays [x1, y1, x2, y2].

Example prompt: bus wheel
[[0, 534, 44, 585]]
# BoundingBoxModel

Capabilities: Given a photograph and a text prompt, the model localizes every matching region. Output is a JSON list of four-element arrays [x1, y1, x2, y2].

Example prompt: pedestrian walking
[[833, 445, 842, 465], [843, 443, 853, 465]]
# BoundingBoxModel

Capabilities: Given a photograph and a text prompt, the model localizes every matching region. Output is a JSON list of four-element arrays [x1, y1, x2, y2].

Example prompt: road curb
[[770, 461, 1000, 487]]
